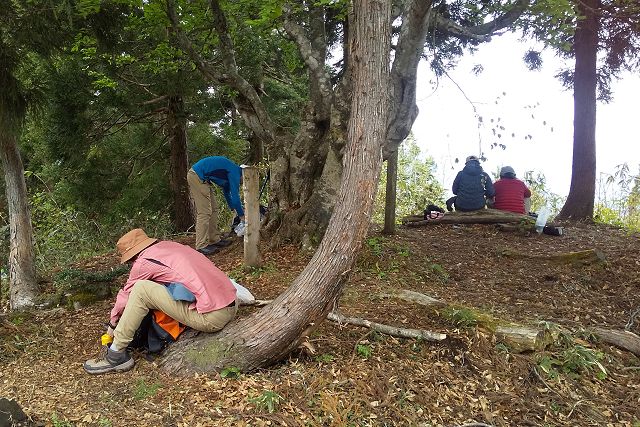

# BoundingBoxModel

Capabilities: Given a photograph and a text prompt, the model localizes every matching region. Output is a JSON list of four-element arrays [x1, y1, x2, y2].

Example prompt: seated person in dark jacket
[[451, 155, 495, 212]]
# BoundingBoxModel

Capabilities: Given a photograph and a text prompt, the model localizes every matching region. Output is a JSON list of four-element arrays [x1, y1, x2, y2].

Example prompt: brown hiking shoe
[[83, 347, 135, 375]]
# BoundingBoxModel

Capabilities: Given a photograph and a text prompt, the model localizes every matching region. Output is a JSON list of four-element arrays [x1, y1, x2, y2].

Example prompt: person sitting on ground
[[83, 228, 237, 375], [187, 156, 244, 255], [492, 166, 532, 214], [450, 155, 495, 212]]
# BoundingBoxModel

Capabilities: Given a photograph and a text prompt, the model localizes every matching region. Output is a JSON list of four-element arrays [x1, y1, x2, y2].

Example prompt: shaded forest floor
[[1, 221, 639, 426]]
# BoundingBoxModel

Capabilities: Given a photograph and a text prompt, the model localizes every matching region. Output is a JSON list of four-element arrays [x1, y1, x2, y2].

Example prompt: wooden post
[[242, 166, 262, 267]]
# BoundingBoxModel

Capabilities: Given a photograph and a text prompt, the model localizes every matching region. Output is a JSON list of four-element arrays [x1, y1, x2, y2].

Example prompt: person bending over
[[187, 156, 244, 255], [83, 228, 237, 375]]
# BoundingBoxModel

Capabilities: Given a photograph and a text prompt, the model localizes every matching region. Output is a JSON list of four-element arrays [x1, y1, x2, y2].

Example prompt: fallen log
[[327, 312, 446, 342], [591, 327, 640, 357], [499, 248, 606, 264], [403, 210, 534, 227], [495, 325, 553, 353]]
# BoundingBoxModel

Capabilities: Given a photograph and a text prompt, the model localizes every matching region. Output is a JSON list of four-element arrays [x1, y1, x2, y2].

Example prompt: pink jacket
[[110, 241, 236, 324]]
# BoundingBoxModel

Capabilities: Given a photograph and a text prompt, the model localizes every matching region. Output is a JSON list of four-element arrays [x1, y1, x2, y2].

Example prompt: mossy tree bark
[[161, 0, 392, 373]]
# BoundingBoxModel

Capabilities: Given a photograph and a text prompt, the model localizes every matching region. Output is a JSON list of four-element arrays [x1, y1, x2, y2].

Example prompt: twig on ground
[[454, 423, 495, 427], [327, 312, 447, 342]]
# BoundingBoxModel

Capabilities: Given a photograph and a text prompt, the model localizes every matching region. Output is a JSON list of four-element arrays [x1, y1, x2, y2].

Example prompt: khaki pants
[[113, 280, 236, 350], [187, 169, 220, 249]]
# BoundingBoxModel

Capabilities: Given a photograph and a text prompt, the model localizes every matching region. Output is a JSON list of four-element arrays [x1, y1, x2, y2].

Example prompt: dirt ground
[[1, 221, 639, 427]]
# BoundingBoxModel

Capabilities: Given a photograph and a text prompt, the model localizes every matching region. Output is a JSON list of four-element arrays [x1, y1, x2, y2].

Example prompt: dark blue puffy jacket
[[452, 160, 495, 211]]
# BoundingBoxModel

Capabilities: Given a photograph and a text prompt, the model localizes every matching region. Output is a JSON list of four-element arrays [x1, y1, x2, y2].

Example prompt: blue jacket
[[452, 160, 495, 211], [192, 156, 244, 216]]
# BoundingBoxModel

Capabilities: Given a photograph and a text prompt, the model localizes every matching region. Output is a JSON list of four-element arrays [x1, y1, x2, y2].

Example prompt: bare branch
[[282, 6, 333, 121], [434, 0, 530, 41]]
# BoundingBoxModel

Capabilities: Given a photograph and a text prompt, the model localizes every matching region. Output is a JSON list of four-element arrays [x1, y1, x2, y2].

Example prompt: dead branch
[[591, 327, 640, 357], [327, 311, 446, 342], [386, 289, 445, 308]]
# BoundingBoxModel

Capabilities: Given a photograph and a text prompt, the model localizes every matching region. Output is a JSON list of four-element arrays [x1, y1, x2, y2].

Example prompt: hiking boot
[[197, 244, 221, 255], [212, 238, 232, 247], [83, 347, 134, 375]]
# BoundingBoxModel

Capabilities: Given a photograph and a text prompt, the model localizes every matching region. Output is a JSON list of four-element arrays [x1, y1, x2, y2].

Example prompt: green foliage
[[315, 353, 335, 363], [429, 263, 449, 282], [220, 366, 241, 379], [537, 329, 608, 380], [595, 164, 640, 231], [365, 237, 385, 257], [356, 344, 372, 359], [374, 138, 445, 222], [537, 345, 607, 380], [522, 170, 564, 215], [51, 413, 74, 427], [132, 379, 162, 400], [442, 307, 478, 328], [249, 390, 284, 413]]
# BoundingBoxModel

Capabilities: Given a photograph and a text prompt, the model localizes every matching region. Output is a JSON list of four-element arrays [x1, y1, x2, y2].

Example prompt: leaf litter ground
[[1, 222, 639, 426]]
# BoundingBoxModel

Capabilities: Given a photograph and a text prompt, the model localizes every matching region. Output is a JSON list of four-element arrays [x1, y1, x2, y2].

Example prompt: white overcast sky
[[412, 33, 640, 199]]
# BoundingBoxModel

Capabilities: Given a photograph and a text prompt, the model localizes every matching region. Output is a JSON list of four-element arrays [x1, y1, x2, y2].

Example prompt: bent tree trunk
[[0, 132, 37, 310], [161, 0, 391, 373], [557, 0, 599, 220], [166, 95, 194, 232]]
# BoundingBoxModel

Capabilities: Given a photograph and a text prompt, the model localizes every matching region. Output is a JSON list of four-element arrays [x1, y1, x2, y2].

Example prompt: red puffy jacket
[[493, 178, 531, 214]]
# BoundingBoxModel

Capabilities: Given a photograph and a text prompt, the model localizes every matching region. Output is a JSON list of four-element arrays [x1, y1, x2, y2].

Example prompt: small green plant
[[429, 263, 449, 282], [51, 413, 74, 427], [249, 390, 284, 413], [356, 344, 372, 359], [133, 379, 162, 400], [315, 353, 335, 363], [365, 236, 385, 257], [537, 345, 607, 380], [220, 366, 241, 379], [495, 343, 509, 353], [247, 262, 277, 278], [98, 418, 113, 427], [443, 307, 478, 328]]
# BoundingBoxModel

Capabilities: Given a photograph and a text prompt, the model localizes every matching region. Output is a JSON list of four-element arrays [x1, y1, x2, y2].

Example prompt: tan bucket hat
[[116, 229, 157, 263]]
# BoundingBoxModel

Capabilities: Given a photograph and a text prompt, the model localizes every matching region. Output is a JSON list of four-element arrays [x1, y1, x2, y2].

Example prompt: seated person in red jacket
[[493, 166, 531, 214]]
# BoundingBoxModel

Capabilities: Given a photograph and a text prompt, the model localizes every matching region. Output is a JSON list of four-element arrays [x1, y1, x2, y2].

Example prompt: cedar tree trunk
[[557, 0, 600, 220], [161, 0, 391, 373], [167, 95, 195, 231], [0, 131, 37, 310]]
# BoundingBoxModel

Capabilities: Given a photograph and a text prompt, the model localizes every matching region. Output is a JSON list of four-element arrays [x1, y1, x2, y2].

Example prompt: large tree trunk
[[383, 151, 398, 234], [161, 0, 391, 373], [166, 95, 194, 232], [557, 0, 600, 220], [0, 132, 37, 310]]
